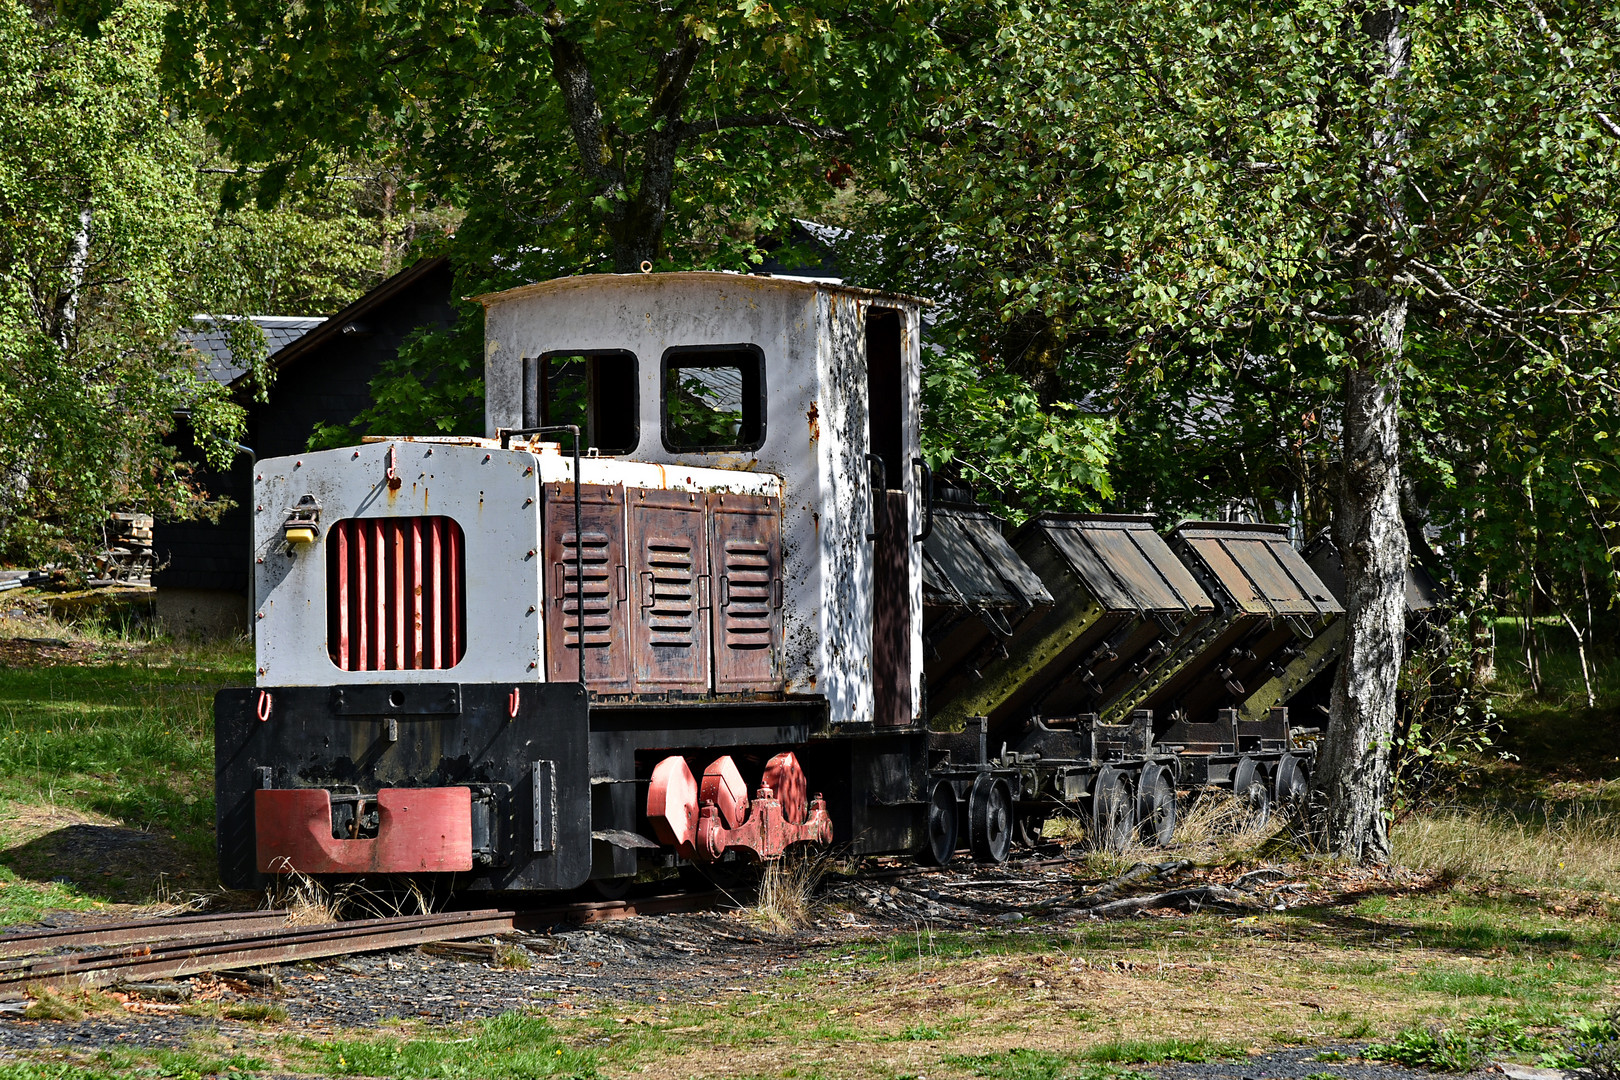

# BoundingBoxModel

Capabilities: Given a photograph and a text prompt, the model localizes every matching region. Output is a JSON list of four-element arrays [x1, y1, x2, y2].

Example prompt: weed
[[749, 848, 830, 933], [1541, 1007, 1620, 1075], [1464, 1014, 1542, 1052], [494, 943, 532, 970], [946, 1049, 1149, 1080], [1364, 1027, 1483, 1072], [1079, 1037, 1241, 1064], [270, 870, 338, 925], [1168, 788, 1281, 863], [1312, 1050, 1349, 1061], [180, 1000, 289, 1022], [23, 985, 123, 1021]]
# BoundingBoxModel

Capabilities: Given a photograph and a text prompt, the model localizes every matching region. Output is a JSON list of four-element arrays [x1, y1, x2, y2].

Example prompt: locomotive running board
[[255, 787, 474, 875]]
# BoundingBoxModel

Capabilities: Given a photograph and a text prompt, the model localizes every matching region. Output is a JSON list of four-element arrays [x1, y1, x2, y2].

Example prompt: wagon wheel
[[1091, 766, 1135, 854], [1273, 754, 1310, 816], [1135, 764, 1177, 848], [1016, 812, 1045, 849], [1231, 757, 1271, 827], [967, 775, 1012, 865], [920, 780, 959, 866]]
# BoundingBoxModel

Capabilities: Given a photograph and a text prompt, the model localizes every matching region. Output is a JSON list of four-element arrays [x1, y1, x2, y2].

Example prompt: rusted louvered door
[[544, 483, 630, 691], [708, 493, 784, 693], [628, 490, 711, 693]]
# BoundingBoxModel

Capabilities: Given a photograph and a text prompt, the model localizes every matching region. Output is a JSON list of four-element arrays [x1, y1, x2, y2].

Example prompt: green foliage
[[0, 0, 245, 563], [312, 297, 486, 449], [1367, 1017, 1542, 1072], [922, 349, 1114, 523], [860, 0, 1620, 575], [1365, 1027, 1484, 1072], [1392, 606, 1507, 809], [665, 371, 745, 449], [1543, 1008, 1620, 1075], [164, 0, 944, 274]]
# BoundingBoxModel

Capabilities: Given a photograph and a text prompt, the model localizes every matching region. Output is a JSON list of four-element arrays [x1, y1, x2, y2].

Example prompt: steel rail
[[0, 891, 734, 994], [2, 911, 494, 982], [0, 911, 289, 959], [2, 910, 518, 992]]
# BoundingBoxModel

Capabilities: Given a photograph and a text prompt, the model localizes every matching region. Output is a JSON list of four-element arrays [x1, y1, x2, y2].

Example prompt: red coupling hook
[[508, 687, 521, 718], [256, 690, 272, 722]]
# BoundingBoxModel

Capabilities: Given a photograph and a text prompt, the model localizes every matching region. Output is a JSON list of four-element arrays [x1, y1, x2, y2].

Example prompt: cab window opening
[[660, 344, 766, 453], [532, 350, 639, 455]]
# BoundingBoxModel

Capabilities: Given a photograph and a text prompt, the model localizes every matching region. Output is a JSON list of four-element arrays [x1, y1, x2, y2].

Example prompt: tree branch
[[546, 27, 625, 201], [1402, 260, 1560, 360], [680, 111, 845, 141]]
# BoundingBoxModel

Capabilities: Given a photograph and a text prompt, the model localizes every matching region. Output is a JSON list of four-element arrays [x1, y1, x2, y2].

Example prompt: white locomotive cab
[[478, 272, 926, 728]]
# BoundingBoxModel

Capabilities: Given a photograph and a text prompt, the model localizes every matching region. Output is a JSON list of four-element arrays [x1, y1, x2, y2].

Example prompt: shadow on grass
[[0, 822, 208, 904]]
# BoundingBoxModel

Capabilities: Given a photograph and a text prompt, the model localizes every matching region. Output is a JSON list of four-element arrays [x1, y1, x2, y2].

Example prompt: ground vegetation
[[0, 627, 1614, 1077]]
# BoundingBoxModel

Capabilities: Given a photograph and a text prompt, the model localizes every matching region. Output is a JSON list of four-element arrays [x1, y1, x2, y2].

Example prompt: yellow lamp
[[281, 494, 322, 547]]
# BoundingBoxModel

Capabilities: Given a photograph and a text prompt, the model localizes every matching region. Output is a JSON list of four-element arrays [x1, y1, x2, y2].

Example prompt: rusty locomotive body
[[216, 273, 1347, 892]]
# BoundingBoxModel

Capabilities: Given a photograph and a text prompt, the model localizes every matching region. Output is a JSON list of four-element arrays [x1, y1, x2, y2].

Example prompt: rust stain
[[806, 401, 821, 442]]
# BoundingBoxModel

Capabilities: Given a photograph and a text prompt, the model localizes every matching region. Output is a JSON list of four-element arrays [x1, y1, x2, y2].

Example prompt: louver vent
[[328, 516, 467, 671]]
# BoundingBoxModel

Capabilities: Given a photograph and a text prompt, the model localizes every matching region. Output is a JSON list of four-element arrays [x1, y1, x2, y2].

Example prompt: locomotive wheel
[[1091, 766, 1136, 854], [967, 775, 1012, 864], [1274, 754, 1310, 814], [921, 780, 959, 866], [1135, 764, 1177, 847], [1231, 757, 1271, 827]]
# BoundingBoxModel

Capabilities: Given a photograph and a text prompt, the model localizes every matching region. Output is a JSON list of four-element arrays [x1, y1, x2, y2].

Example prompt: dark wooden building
[[155, 256, 454, 635]]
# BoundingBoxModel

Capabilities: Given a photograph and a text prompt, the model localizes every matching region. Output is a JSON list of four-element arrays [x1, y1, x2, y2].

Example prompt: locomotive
[[214, 272, 1345, 894]]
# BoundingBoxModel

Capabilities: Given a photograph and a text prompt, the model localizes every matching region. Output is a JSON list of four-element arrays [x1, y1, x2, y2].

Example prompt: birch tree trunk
[[1319, 305, 1410, 861], [1315, 3, 1412, 863]]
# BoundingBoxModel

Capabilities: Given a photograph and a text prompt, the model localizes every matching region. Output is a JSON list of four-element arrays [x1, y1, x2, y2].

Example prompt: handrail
[[913, 457, 934, 543]]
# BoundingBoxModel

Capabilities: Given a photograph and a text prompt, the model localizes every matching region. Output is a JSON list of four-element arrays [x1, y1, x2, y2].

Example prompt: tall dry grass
[[1051, 788, 1289, 874], [1393, 802, 1620, 890], [748, 849, 830, 933]]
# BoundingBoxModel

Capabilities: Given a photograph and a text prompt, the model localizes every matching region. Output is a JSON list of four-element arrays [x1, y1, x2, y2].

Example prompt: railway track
[[0, 891, 728, 998]]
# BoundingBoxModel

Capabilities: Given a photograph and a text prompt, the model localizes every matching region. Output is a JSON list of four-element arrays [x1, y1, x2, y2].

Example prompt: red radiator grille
[[328, 516, 466, 671]]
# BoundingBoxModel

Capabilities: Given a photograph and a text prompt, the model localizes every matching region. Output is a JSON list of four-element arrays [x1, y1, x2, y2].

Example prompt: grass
[[179, 1000, 289, 1022], [22, 986, 124, 1021], [0, 612, 251, 922], [749, 849, 831, 933], [946, 1049, 1152, 1079], [306, 1012, 602, 1078]]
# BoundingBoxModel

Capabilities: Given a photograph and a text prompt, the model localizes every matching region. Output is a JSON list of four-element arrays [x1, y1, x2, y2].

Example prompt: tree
[[861, 0, 1620, 859], [164, 0, 941, 275], [0, 0, 246, 564]]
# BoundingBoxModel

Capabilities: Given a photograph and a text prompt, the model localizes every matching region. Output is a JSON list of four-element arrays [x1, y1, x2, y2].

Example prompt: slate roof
[[181, 315, 328, 385]]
